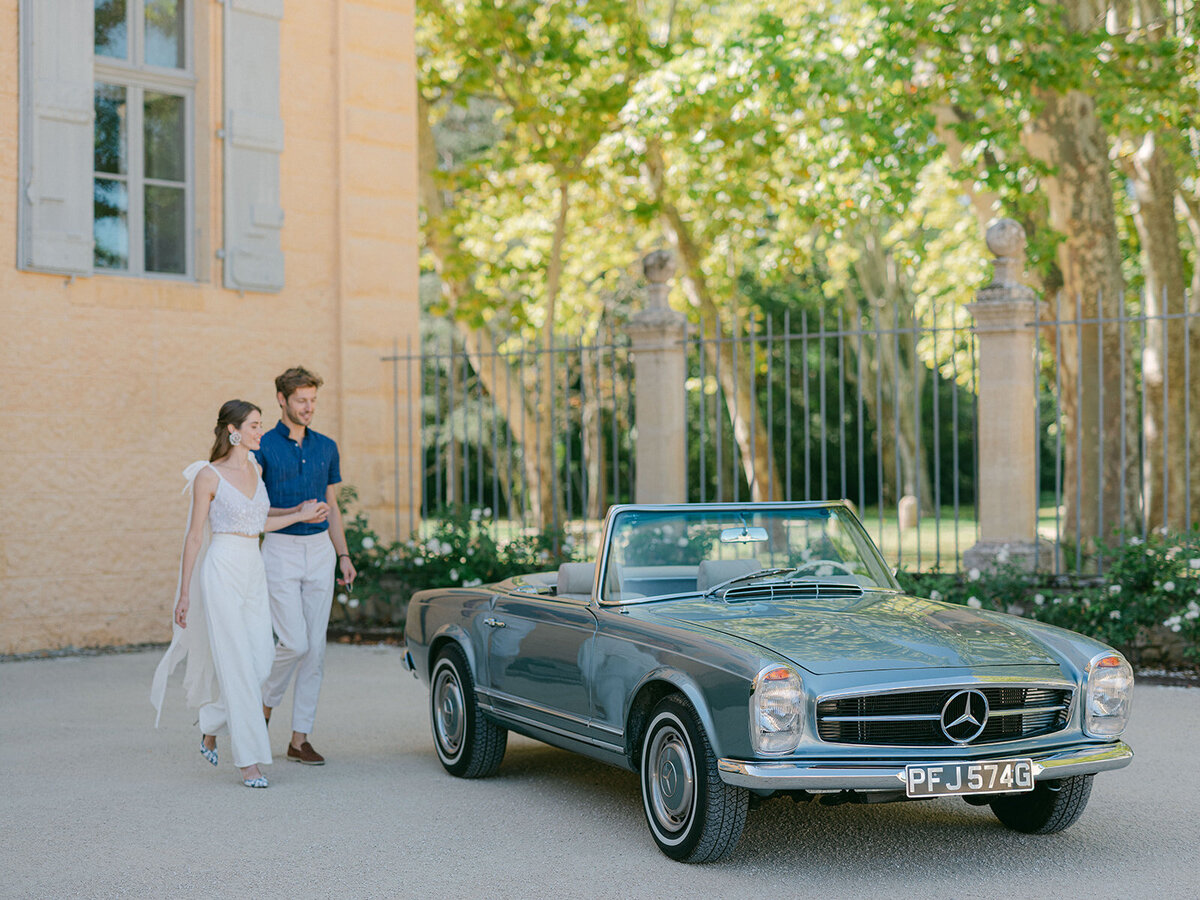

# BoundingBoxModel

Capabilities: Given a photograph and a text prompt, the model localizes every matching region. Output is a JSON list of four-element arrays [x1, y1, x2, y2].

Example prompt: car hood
[[652, 591, 1060, 675]]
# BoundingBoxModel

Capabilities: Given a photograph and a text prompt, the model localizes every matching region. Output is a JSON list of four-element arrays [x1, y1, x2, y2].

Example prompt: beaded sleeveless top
[[208, 463, 269, 535]]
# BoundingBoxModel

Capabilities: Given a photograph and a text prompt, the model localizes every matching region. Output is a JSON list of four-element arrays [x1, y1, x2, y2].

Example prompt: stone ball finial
[[642, 249, 676, 284], [985, 218, 1026, 260], [977, 217, 1035, 302]]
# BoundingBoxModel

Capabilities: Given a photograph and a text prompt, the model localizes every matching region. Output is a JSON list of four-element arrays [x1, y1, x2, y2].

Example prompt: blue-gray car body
[[404, 502, 1133, 861]]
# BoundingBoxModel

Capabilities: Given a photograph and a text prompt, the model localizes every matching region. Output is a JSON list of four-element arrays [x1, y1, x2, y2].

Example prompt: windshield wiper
[[703, 567, 797, 599]]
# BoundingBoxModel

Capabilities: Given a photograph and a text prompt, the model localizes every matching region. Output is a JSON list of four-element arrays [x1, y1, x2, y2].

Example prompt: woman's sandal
[[242, 775, 269, 789], [199, 736, 218, 767]]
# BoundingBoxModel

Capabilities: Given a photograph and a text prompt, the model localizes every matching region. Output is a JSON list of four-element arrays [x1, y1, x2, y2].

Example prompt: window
[[93, 0, 193, 277]]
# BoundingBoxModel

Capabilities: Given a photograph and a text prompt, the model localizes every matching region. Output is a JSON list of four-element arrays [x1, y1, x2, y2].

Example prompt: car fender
[[629, 665, 731, 760], [427, 622, 483, 684]]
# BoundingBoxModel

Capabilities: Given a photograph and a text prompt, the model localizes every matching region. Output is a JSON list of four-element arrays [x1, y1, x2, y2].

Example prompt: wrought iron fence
[[385, 324, 636, 554], [385, 295, 1199, 574]]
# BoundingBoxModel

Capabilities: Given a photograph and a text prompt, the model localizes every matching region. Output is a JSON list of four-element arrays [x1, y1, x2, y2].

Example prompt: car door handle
[[483, 618, 506, 628]]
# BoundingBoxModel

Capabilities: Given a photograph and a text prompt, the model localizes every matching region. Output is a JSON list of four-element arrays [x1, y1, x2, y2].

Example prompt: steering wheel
[[790, 559, 857, 577]]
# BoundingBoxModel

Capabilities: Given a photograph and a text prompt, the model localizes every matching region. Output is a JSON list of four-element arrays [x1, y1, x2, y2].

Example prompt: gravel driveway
[[2, 644, 1197, 899]]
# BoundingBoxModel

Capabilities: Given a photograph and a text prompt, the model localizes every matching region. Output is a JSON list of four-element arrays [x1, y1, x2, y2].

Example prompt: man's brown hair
[[275, 366, 324, 399]]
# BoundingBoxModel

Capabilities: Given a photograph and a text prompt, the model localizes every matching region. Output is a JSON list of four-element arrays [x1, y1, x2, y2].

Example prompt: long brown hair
[[209, 399, 262, 462]]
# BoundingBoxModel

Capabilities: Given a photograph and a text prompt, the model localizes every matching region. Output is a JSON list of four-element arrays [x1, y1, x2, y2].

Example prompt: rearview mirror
[[719, 526, 768, 543]]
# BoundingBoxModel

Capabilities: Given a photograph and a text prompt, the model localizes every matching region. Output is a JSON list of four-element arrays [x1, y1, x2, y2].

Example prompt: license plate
[[905, 758, 1035, 798]]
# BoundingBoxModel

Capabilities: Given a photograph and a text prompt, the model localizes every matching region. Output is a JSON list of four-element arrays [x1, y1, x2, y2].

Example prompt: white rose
[[929, 590, 942, 601], [414, 557, 425, 567], [348, 598, 360, 609], [336, 593, 348, 605], [361, 537, 375, 550], [1189, 559, 1200, 570], [967, 596, 982, 609], [449, 569, 459, 581], [1034, 594, 1045, 606], [1164, 581, 1176, 593], [1109, 610, 1121, 620], [968, 568, 981, 582]]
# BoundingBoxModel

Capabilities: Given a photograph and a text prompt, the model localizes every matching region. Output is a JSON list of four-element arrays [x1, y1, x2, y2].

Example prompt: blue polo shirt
[[254, 420, 341, 536]]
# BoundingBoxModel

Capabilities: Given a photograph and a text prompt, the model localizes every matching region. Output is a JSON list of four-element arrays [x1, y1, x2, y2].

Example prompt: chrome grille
[[816, 686, 1073, 746], [722, 583, 864, 603]]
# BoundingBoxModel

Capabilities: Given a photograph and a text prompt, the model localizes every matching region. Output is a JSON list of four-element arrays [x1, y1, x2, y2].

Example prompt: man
[[255, 366, 356, 765]]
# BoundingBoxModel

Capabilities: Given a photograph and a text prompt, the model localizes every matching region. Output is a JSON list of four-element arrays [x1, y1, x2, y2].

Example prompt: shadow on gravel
[[459, 738, 1139, 874]]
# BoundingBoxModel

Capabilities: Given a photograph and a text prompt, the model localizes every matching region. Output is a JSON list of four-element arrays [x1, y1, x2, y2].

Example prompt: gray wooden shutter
[[18, 0, 94, 274], [222, 0, 285, 292]]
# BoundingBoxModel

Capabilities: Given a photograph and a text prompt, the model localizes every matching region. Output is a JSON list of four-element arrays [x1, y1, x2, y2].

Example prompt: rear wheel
[[430, 645, 507, 778], [989, 775, 1093, 834], [639, 695, 748, 863]]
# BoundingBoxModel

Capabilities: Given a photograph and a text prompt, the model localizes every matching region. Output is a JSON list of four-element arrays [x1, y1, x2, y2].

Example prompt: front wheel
[[989, 775, 1093, 834], [430, 645, 507, 778], [640, 695, 749, 863]]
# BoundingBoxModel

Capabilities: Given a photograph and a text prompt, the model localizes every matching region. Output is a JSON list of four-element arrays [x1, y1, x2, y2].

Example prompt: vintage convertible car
[[403, 503, 1133, 862]]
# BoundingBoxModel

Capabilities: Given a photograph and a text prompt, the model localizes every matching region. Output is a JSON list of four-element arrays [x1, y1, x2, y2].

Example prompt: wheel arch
[[427, 625, 481, 682], [625, 669, 722, 769]]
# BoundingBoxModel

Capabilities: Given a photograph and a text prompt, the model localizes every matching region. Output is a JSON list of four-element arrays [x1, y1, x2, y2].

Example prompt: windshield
[[600, 504, 898, 603]]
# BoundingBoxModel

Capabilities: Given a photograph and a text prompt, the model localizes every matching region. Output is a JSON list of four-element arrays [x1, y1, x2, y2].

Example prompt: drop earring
[[229, 432, 242, 446]]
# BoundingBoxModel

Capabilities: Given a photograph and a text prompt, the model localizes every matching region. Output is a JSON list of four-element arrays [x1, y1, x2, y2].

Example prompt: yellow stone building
[[0, 0, 419, 653]]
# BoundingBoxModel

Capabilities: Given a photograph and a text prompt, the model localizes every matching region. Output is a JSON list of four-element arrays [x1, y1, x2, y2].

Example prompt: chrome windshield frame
[[593, 501, 900, 608]]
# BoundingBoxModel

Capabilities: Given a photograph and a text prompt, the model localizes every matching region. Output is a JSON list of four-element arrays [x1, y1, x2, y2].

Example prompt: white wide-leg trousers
[[260, 531, 337, 734], [197, 534, 274, 768]]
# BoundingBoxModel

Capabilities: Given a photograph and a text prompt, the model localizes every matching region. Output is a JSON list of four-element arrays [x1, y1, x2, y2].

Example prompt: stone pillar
[[963, 220, 1052, 572], [628, 250, 687, 503]]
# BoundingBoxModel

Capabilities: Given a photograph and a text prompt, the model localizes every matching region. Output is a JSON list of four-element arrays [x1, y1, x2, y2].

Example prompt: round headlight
[[751, 665, 804, 754], [1085, 652, 1133, 737]]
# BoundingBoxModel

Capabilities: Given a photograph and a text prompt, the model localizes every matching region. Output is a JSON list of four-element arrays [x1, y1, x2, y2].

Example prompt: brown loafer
[[287, 741, 325, 765]]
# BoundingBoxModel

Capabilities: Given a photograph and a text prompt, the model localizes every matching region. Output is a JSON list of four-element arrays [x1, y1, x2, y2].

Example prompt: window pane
[[145, 0, 185, 69], [94, 179, 129, 270], [145, 184, 186, 274], [144, 92, 186, 182], [94, 84, 128, 175], [95, 0, 128, 59]]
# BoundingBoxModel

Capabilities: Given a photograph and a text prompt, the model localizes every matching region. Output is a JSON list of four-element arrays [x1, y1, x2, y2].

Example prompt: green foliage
[[898, 531, 1200, 665], [333, 490, 576, 628]]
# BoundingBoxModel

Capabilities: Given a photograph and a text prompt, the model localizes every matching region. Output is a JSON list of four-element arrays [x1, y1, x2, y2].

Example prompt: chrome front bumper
[[717, 741, 1133, 791]]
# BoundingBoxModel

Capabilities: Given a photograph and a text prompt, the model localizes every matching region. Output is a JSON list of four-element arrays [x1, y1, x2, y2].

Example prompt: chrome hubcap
[[648, 725, 695, 832], [433, 668, 464, 755]]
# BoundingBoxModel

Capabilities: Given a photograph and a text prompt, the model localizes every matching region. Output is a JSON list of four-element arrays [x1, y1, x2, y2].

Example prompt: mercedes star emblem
[[940, 689, 989, 743]]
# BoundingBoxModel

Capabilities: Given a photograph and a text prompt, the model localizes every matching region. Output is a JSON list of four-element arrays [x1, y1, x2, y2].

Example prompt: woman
[[151, 400, 327, 788]]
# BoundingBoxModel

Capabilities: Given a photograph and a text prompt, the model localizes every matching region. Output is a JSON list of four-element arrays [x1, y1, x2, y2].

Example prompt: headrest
[[696, 558, 762, 592], [557, 562, 596, 597]]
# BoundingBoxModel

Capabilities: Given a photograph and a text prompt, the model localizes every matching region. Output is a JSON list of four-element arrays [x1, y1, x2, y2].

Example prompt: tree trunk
[[1121, 133, 1190, 530], [419, 92, 563, 531], [849, 233, 935, 514], [645, 146, 784, 501], [581, 340, 606, 519], [1174, 190, 1200, 530], [1022, 87, 1138, 561]]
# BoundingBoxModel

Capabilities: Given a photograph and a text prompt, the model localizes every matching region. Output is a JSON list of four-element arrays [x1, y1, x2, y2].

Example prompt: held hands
[[298, 499, 330, 524], [174, 595, 189, 628]]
